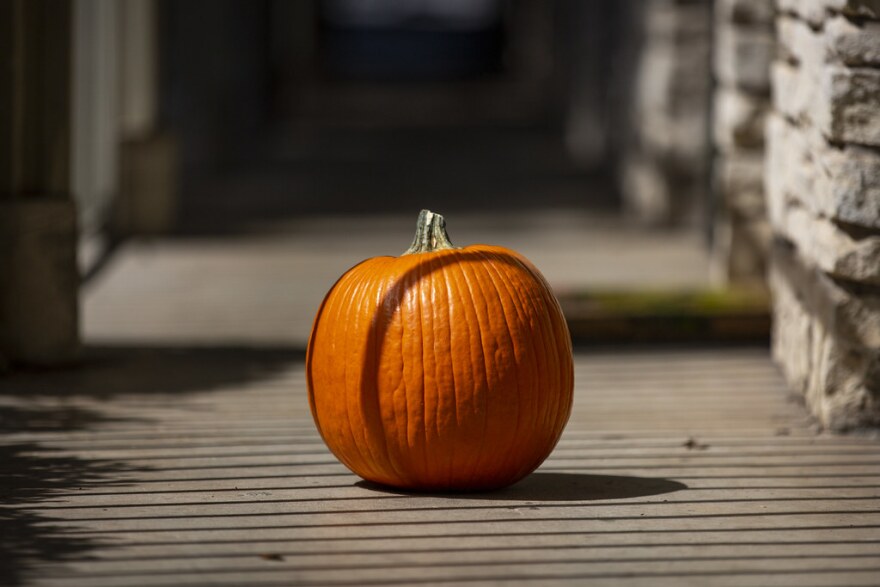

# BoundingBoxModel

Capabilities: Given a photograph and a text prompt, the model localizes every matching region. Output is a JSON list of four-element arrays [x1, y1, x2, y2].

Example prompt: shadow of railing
[[4, 344, 305, 398], [0, 342, 306, 586], [0, 402, 143, 587]]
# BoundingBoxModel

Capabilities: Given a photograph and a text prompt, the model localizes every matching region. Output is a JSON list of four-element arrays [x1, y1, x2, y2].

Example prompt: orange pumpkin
[[306, 210, 573, 490]]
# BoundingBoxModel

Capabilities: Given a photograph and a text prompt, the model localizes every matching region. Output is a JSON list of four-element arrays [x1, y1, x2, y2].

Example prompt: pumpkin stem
[[403, 209, 456, 255]]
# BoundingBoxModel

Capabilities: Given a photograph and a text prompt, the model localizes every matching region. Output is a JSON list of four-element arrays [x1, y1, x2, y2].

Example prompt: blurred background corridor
[[60, 0, 725, 346], [74, 0, 723, 345]]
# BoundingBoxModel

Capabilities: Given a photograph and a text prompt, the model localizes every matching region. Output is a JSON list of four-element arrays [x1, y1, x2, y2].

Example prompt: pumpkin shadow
[[355, 472, 686, 502]]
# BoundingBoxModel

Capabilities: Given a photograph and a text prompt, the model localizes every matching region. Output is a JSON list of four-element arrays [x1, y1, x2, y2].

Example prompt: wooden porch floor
[[2, 216, 879, 586]]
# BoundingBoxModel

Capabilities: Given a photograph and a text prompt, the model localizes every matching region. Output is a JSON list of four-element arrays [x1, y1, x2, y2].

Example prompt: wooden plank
[[3, 236, 880, 586]]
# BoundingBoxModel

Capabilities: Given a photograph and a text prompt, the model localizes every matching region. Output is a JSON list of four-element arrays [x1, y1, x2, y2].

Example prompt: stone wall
[[710, 0, 775, 287], [768, 0, 880, 430], [621, 0, 712, 226]]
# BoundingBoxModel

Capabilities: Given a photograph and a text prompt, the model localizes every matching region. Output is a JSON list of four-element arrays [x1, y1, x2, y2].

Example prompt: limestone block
[[641, 109, 710, 164], [770, 252, 880, 430], [715, 151, 766, 218], [771, 261, 814, 393], [635, 1, 711, 167], [637, 35, 712, 115], [826, 0, 880, 19], [0, 199, 79, 365], [768, 194, 880, 284], [766, 114, 880, 228], [711, 150, 769, 287], [636, 39, 711, 162], [772, 61, 880, 146], [714, 24, 776, 91], [821, 144, 880, 228], [812, 337, 880, 431], [779, 15, 880, 69], [623, 151, 704, 226], [826, 16, 880, 66], [823, 65, 880, 146], [733, 216, 771, 275], [774, 239, 880, 349], [711, 215, 770, 287], [777, 16, 826, 69], [771, 61, 816, 125], [714, 87, 770, 150], [804, 326, 880, 431], [623, 0, 712, 228], [776, 18, 880, 146], [717, 0, 775, 25], [622, 155, 673, 225], [777, 0, 880, 25]]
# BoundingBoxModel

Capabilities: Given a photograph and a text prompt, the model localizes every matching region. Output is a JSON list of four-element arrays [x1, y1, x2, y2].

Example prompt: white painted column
[[0, 0, 79, 365], [114, 0, 177, 235]]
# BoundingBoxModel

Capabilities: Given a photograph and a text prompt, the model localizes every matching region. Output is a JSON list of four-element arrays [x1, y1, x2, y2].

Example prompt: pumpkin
[[306, 210, 573, 490]]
